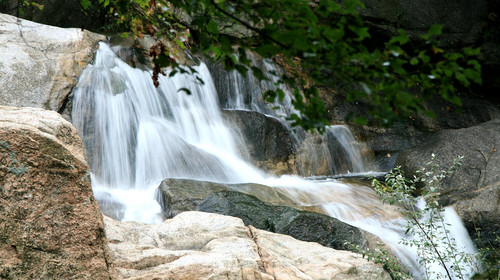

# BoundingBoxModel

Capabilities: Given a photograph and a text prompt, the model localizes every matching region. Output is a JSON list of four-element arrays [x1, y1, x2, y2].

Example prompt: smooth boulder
[[0, 13, 104, 118], [156, 178, 297, 218], [0, 106, 113, 279], [104, 211, 390, 280]]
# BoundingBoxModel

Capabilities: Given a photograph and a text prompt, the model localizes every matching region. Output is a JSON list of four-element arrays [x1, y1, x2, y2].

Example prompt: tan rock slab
[[105, 211, 390, 280]]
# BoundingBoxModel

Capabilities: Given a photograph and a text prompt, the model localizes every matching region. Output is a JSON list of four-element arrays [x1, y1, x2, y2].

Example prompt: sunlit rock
[[0, 13, 105, 119], [104, 211, 391, 280], [0, 106, 113, 279]]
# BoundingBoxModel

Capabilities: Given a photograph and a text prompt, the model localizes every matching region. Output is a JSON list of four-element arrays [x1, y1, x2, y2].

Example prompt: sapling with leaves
[[372, 154, 481, 280]]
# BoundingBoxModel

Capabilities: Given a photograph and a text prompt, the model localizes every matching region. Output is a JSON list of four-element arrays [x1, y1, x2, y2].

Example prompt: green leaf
[[428, 24, 443, 36], [196, 76, 205, 85], [418, 51, 430, 64], [264, 90, 277, 102], [349, 26, 370, 41], [464, 47, 480, 56], [353, 117, 367, 125], [450, 95, 462, 106], [178, 87, 191, 95], [175, 39, 186, 50], [81, 0, 91, 10], [154, 54, 171, 68], [207, 20, 219, 35], [389, 30, 409, 45], [251, 67, 265, 80], [464, 68, 481, 84]]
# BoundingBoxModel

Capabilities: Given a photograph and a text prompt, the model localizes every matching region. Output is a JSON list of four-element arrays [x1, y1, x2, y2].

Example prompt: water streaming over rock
[[72, 43, 480, 279]]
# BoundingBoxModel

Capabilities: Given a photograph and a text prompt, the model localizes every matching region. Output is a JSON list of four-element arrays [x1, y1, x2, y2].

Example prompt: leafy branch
[[372, 155, 482, 279], [80, 0, 482, 131]]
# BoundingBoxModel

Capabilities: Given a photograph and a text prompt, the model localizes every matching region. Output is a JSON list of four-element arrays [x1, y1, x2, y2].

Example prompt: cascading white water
[[72, 42, 481, 279], [209, 52, 296, 118], [72, 43, 266, 223], [209, 53, 373, 176]]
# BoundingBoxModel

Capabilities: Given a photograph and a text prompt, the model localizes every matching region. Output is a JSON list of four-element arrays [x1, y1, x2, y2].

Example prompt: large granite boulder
[[396, 119, 500, 248], [156, 178, 375, 252], [156, 179, 303, 218], [104, 211, 391, 280], [0, 13, 105, 119], [0, 106, 113, 279]]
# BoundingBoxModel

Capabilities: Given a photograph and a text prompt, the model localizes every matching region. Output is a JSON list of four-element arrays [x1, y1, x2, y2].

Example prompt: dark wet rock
[[156, 178, 297, 218], [222, 109, 298, 175], [156, 178, 374, 252], [198, 190, 368, 251]]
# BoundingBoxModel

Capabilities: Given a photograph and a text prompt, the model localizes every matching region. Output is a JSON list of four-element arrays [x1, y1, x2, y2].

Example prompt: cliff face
[[396, 119, 500, 251]]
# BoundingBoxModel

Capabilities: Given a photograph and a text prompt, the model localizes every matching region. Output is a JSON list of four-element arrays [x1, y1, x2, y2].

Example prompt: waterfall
[[72, 42, 480, 279], [72, 43, 265, 223], [208, 53, 372, 176], [208, 52, 296, 118]]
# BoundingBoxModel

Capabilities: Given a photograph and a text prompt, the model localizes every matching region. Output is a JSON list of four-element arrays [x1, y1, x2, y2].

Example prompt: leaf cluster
[[86, 0, 482, 131]]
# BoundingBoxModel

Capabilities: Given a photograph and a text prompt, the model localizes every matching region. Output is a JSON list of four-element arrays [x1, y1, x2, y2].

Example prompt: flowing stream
[[72, 43, 480, 279]]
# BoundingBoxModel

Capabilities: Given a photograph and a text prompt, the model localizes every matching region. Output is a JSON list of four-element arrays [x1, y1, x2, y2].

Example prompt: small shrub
[[369, 155, 482, 279]]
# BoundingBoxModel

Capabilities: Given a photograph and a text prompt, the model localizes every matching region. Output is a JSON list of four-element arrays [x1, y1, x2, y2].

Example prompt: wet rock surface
[[222, 109, 298, 175], [157, 178, 372, 252]]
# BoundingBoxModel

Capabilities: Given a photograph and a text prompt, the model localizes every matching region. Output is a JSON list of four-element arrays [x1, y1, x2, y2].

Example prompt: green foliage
[[81, 0, 482, 131], [473, 233, 500, 279], [6, 0, 44, 16], [372, 155, 481, 280]]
